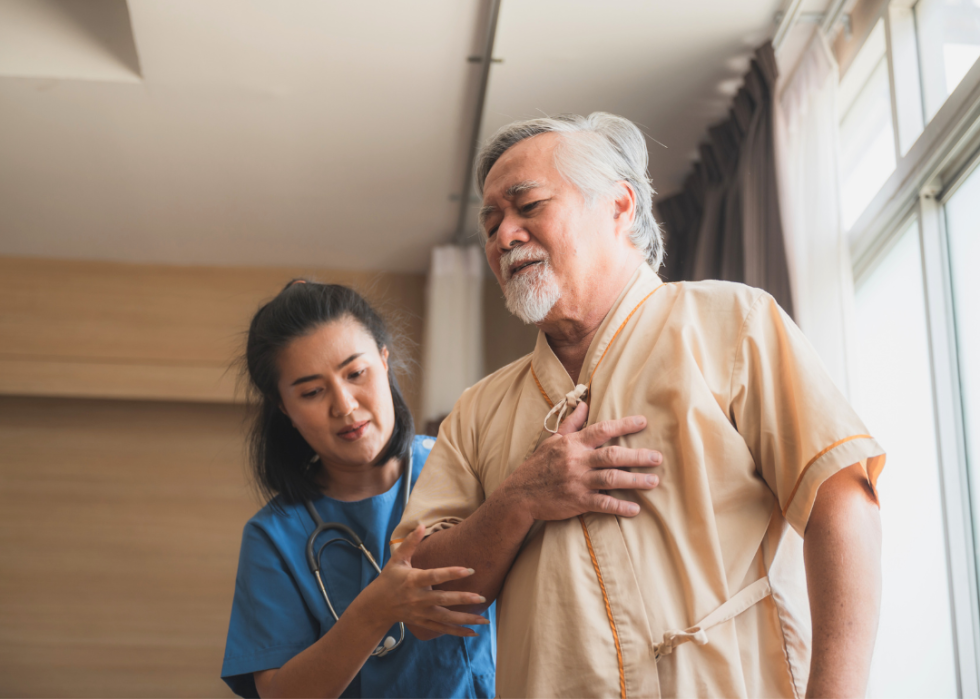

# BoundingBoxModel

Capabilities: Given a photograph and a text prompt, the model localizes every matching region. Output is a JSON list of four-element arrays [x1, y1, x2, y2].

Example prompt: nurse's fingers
[[579, 415, 647, 449], [413, 565, 478, 588], [421, 605, 490, 630], [391, 523, 426, 563], [421, 589, 489, 610], [410, 617, 480, 638]]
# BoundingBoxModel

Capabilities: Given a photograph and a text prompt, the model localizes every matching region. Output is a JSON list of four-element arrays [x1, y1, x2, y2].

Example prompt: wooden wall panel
[[0, 257, 426, 419], [0, 396, 257, 698]]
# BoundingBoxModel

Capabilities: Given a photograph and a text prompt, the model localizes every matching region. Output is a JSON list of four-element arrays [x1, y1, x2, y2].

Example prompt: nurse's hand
[[363, 523, 490, 639]]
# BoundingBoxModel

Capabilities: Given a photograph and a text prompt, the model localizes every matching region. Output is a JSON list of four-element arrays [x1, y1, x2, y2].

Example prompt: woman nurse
[[221, 280, 495, 698]]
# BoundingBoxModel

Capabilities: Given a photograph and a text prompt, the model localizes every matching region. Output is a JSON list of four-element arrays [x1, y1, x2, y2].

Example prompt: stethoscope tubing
[[303, 451, 413, 658]]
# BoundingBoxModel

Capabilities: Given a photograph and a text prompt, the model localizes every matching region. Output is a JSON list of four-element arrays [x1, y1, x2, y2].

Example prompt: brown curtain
[[657, 42, 794, 318]]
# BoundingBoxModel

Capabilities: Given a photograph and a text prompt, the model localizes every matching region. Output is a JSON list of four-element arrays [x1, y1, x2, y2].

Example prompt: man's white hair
[[476, 112, 664, 270]]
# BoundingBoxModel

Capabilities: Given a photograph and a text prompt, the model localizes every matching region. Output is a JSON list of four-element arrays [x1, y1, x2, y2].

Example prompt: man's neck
[[541, 259, 644, 384]]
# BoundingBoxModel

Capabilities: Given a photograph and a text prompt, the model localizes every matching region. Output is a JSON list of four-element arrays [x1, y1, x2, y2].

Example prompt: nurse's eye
[[300, 388, 322, 399], [348, 368, 366, 381]]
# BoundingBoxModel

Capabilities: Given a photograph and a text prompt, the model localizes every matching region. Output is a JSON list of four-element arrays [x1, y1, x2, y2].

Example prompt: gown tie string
[[543, 384, 589, 433]]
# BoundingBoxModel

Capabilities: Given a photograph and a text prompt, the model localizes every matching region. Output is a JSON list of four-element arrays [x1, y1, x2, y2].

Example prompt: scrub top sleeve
[[392, 393, 486, 549], [728, 292, 886, 538], [222, 519, 320, 697]]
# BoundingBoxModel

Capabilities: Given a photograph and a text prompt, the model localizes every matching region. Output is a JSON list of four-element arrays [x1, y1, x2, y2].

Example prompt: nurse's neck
[[317, 455, 403, 502]]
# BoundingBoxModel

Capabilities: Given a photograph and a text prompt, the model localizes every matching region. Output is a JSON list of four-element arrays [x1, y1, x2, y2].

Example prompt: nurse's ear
[[278, 401, 297, 428], [380, 345, 389, 372]]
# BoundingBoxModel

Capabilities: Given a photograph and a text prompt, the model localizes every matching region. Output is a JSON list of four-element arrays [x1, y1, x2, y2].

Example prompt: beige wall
[[0, 256, 426, 419], [0, 396, 252, 697]]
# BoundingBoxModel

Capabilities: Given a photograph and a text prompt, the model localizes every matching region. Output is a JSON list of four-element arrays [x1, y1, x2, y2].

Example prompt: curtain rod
[[774, 0, 852, 51]]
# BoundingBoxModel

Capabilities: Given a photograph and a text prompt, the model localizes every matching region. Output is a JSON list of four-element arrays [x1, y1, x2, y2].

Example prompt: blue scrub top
[[221, 436, 496, 698]]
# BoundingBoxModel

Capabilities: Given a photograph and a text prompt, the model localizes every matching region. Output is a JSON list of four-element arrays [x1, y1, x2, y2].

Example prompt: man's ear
[[612, 181, 637, 236]]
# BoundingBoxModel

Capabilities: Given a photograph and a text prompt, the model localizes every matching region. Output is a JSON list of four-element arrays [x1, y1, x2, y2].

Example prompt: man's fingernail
[[627, 503, 640, 515], [466, 568, 476, 575], [634, 417, 644, 426], [477, 595, 487, 603], [650, 451, 662, 463], [645, 474, 656, 485]]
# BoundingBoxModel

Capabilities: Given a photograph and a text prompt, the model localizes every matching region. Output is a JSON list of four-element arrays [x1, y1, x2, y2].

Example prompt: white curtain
[[421, 245, 485, 423], [776, 34, 857, 398]]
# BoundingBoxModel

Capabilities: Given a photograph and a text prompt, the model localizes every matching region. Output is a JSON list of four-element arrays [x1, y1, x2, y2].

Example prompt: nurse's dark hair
[[243, 279, 414, 506]]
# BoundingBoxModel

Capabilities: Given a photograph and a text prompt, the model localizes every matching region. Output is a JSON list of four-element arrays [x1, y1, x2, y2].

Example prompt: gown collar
[[529, 263, 663, 409]]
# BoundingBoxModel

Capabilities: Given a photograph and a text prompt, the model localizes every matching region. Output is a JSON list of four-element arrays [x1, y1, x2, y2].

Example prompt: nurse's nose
[[330, 386, 358, 418]]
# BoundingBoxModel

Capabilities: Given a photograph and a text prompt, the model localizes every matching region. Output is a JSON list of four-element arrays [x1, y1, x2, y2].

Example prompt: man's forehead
[[484, 134, 558, 189]]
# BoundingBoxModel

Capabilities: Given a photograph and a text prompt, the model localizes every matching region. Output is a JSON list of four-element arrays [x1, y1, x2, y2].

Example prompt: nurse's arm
[[409, 403, 662, 640], [254, 526, 487, 699], [803, 463, 882, 699]]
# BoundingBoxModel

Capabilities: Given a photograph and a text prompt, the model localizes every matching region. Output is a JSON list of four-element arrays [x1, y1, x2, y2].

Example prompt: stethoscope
[[303, 451, 413, 658]]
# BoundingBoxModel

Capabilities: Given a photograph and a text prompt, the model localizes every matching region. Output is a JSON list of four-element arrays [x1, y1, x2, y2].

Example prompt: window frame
[[842, 0, 980, 692]]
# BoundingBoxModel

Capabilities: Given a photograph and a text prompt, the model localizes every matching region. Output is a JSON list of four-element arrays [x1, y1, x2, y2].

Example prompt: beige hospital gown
[[393, 263, 885, 698]]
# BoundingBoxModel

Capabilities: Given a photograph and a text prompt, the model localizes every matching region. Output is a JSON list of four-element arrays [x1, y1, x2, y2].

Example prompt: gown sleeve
[[391, 392, 487, 548], [221, 518, 320, 698], [728, 291, 887, 537]]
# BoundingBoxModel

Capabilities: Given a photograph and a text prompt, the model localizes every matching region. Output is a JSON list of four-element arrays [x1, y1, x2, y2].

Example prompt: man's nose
[[494, 214, 531, 251], [330, 386, 357, 418]]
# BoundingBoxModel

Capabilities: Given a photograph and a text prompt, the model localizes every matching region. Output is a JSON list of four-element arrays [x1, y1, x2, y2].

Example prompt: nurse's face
[[277, 316, 396, 470]]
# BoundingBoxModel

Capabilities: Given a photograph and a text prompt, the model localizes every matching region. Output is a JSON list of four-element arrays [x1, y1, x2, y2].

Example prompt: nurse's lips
[[338, 420, 370, 441]]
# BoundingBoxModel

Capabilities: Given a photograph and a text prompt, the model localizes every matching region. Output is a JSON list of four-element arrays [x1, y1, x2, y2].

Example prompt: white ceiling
[[0, 0, 823, 273]]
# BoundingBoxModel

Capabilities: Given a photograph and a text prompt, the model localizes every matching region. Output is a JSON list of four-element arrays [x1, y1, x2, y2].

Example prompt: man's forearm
[[804, 463, 882, 698], [410, 476, 534, 612]]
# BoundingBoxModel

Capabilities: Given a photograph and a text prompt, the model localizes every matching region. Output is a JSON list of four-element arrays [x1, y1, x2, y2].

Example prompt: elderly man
[[393, 113, 884, 698]]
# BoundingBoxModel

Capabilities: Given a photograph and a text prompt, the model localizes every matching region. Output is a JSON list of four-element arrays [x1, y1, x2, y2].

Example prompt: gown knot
[[543, 384, 589, 434]]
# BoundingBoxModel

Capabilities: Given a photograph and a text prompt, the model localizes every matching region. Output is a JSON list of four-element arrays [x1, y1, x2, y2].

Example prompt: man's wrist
[[492, 471, 535, 530]]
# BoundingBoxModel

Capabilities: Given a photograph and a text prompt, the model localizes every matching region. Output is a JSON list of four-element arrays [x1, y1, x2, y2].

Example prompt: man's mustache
[[500, 246, 550, 282]]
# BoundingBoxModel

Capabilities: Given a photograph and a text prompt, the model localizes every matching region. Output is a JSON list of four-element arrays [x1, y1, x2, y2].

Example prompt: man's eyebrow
[[288, 353, 364, 386], [479, 205, 497, 228], [505, 180, 542, 197], [479, 181, 543, 228]]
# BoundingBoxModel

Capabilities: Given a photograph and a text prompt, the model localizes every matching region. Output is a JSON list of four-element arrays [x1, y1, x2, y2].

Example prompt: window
[[944, 161, 980, 562], [840, 0, 980, 693], [838, 0, 980, 230], [839, 20, 896, 230], [915, 0, 980, 122], [855, 220, 958, 698]]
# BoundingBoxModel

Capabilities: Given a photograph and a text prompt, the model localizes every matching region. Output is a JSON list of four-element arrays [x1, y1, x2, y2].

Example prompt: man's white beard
[[500, 246, 561, 324]]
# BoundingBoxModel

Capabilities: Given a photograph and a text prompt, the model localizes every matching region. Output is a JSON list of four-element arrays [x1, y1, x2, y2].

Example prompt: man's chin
[[504, 291, 560, 325]]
